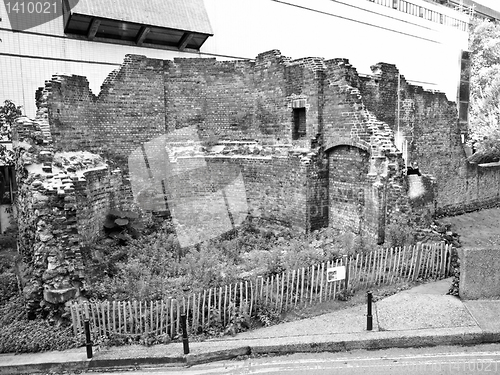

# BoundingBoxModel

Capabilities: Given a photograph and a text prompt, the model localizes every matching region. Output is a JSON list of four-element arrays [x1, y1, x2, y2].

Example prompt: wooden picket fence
[[70, 242, 453, 338]]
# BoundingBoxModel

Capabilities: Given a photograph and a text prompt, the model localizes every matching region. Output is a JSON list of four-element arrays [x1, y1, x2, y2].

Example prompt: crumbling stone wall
[[13, 110, 132, 314], [14, 115, 85, 314]]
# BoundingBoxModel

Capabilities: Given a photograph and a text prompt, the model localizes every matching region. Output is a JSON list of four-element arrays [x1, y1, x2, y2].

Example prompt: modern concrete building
[[1, 0, 471, 117]]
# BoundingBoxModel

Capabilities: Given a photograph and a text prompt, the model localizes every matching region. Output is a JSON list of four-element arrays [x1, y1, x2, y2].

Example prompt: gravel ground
[[375, 293, 477, 331], [441, 207, 500, 248]]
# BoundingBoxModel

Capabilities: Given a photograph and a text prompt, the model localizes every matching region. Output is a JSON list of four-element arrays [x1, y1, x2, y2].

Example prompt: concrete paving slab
[[0, 348, 89, 375], [464, 300, 500, 332], [0, 348, 87, 366], [219, 304, 376, 341], [376, 293, 477, 331]]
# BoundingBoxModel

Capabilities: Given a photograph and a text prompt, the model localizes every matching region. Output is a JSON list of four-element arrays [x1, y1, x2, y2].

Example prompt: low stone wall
[[459, 248, 500, 300], [436, 162, 500, 217]]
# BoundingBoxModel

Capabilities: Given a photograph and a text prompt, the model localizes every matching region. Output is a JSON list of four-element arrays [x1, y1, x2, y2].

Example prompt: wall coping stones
[[459, 248, 500, 300]]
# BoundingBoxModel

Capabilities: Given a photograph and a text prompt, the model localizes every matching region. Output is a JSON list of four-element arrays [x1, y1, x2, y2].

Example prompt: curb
[[249, 332, 488, 356], [186, 346, 251, 366], [88, 355, 186, 369]]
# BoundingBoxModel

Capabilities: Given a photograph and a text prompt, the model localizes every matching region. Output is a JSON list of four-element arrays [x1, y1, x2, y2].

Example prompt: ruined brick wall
[[284, 57, 325, 146], [41, 75, 96, 152], [317, 58, 411, 241], [328, 146, 370, 234], [37, 51, 417, 241], [42, 55, 166, 167], [165, 58, 259, 141], [203, 155, 308, 229], [230, 156, 308, 229], [36, 49, 500, 247], [40, 50, 331, 167], [359, 63, 500, 215], [75, 167, 134, 247]]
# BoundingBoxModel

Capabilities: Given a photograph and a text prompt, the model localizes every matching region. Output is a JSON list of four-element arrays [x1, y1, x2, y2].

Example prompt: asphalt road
[[83, 344, 500, 374]]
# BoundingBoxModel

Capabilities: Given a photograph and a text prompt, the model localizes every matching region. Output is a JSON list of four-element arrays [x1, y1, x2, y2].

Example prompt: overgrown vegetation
[[0, 99, 22, 142], [385, 220, 416, 249], [468, 19, 500, 162], [0, 296, 83, 353], [85, 218, 378, 303], [0, 220, 19, 305], [0, 218, 83, 353]]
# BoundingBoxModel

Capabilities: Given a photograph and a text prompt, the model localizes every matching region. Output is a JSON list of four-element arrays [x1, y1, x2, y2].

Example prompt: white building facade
[[1, 0, 471, 117]]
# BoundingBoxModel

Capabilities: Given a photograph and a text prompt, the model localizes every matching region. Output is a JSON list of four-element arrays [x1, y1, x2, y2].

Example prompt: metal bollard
[[181, 313, 190, 355], [367, 291, 373, 331], [84, 320, 93, 359]]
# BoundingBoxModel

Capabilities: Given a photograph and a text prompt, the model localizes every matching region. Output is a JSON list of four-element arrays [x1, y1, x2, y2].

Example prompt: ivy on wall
[[0, 100, 22, 143]]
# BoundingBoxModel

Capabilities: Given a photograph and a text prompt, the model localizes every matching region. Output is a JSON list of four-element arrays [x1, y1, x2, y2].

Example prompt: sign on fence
[[327, 266, 346, 282]]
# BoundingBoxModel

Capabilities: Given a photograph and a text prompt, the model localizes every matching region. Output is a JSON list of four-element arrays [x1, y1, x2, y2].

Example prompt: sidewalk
[[2, 278, 500, 374]]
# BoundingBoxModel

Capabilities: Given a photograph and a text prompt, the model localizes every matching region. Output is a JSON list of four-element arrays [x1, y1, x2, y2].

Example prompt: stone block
[[459, 248, 500, 300], [43, 287, 78, 304]]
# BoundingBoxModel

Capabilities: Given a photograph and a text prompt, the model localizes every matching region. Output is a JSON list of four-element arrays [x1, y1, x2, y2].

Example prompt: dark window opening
[[407, 164, 421, 176], [459, 102, 469, 122], [0, 166, 16, 204], [460, 82, 470, 102], [406, 166, 421, 176], [292, 107, 306, 140]]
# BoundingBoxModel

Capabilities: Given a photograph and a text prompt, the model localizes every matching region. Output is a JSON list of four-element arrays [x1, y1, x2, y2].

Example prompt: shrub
[[97, 332, 171, 348], [223, 302, 250, 336], [0, 295, 25, 327], [0, 320, 82, 353], [254, 302, 281, 327], [0, 272, 18, 304], [385, 220, 416, 249], [180, 243, 239, 290], [0, 100, 22, 142], [0, 229, 17, 250], [0, 296, 83, 353]]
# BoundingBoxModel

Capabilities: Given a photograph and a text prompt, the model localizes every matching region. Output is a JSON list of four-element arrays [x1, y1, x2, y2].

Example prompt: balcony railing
[[367, 0, 470, 31]]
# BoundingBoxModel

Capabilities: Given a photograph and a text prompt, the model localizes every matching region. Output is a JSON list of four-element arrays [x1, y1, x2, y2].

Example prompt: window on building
[[292, 107, 306, 140]]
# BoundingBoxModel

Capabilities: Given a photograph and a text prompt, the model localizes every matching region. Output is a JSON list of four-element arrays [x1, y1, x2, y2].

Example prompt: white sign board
[[327, 266, 346, 282]]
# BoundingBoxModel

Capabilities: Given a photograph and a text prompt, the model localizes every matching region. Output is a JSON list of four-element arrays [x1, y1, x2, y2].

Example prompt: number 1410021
[[5, 1, 56, 14]]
